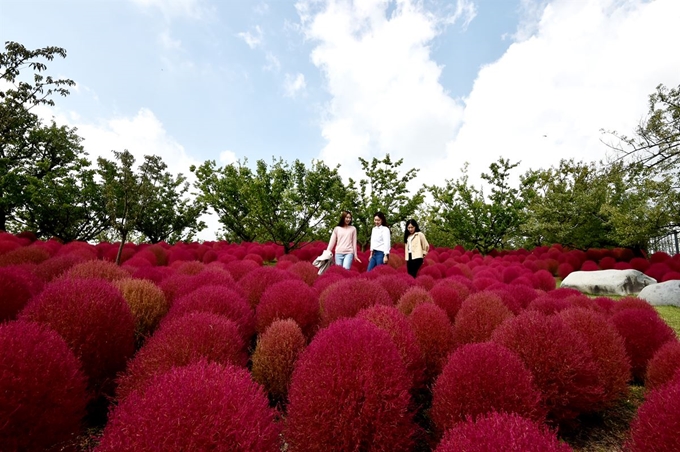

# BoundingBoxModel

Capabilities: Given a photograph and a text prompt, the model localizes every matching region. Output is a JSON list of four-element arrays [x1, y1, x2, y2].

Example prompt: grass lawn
[[656, 305, 680, 337]]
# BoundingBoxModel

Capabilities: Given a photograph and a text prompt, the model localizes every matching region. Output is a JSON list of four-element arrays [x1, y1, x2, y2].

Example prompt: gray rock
[[638, 280, 680, 307], [560, 269, 657, 296]]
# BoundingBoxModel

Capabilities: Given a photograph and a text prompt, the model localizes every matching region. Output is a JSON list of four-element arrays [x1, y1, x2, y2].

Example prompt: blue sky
[[1, 0, 679, 239]]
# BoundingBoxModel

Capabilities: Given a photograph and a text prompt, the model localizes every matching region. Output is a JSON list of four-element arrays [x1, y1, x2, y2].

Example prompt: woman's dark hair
[[337, 211, 352, 227], [374, 212, 388, 227], [403, 219, 421, 243]]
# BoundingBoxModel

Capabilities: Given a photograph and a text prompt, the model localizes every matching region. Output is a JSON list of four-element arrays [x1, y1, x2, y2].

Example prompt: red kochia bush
[[0, 321, 89, 452], [96, 361, 281, 452], [116, 312, 247, 401], [559, 308, 631, 411], [397, 286, 435, 315], [0, 266, 41, 321], [431, 343, 544, 435], [645, 340, 680, 390], [429, 280, 469, 323], [35, 253, 87, 282], [256, 279, 319, 338], [19, 278, 135, 392], [376, 274, 413, 304], [285, 318, 415, 452], [626, 380, 680, 452], [452, 292, 514, 346], [225, 259, 261, 281], [610, 308, 676, 381], [115, 278, 169, 342], [491, 311, 605, 424], [164, 285, 255, 341], [286, 261, 319, 285], [358, 304, 427, 391], [319, 278, 391, 327], [532, 269, 557, 291], [251, 319, 307, 400], [238, 266, 298, 308], [62, 259, 132, 282], [435, 412, 573, 452], [410, 302, 456, 382]]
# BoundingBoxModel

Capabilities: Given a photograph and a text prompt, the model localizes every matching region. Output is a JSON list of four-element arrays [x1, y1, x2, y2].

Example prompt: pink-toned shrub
[[559, 308, 631, 410], [376, 274, 413, 303], [429, 280, 470, 323], [358, 304, 427, 391], [532, 269, 557, 291], [610, 308, 676, 381], [415, 273, 436, 290], [503, 283, 538, 309], [592, 296, 616, 313], [491, 311, 605, 424], [115, 278, 169, 342], [0, 266, 42, 321], [410, 302, 456, 382], [487, 287, 523, 314], [645, 262, 671, 281], [251, 319, 307, 400], [661, 271, 680, 281], [169, 268, 237, 302], [244, 252, 265, 266], [163, 285, 254, 341], [610, 296, 657, 314], [103, 245, 136, 264], [626, 379, 680, 452], [581, 260, 599, 271], [598, 256, 616, 270], [471, 276, 498, 291], [285, 318, 415, 452], [224, 259, 260, 280], [453, 292, 514, 346], [645, 340, 680, 390], [116, 312, 247, 401], [238, 266, 298, 308], [256, 279, 319, 338], [557, 262, 575, 279], [431, 343, 544, 435], [629, 257, 651, 272], [396, 286, 435, 315], [0, 245, 50, 266], [527, 294, 571, 315], [502, 265, 527, 283], [35, 253, 87, 283], [63, 259, 131, 282], [319, 278, 391, 326], [0, 321, 89, 452], [173, 260, 206, 275], [435, 411, 573, 452], [131, 266, 173, 284], [97, 361, 281, 452], [19, 278, 135, 392], [286, 261, 319, 285], [649, 251, 671, 263]]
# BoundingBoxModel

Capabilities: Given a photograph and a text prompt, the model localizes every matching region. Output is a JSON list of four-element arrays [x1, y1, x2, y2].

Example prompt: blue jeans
[[367, 250, 385, 272], [335, 253, 354, 270]]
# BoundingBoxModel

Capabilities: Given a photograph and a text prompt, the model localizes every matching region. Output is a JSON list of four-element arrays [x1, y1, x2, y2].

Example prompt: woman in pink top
[[327, 211, 362, 270]]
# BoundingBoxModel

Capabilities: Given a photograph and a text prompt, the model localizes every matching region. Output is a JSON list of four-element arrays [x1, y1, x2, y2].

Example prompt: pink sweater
[[327, 226, 358, 255]]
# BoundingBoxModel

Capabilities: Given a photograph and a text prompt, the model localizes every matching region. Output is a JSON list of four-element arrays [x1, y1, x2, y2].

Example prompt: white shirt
[[370, 225, 391, 254]]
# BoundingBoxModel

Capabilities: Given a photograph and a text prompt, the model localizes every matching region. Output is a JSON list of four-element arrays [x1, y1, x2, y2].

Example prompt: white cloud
[[263, 52, 281, 72], [237, 25, 264, 49], [129, 0, 208, 20], [219, 150, 237, 165], [296, 0, 466, 180], [158, 29, 182, 50], [442, 0, 680, 186], [284, 72, 307, 97]]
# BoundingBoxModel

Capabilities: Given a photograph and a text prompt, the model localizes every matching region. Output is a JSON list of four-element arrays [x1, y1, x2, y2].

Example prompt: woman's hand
[[355, 256, 362, 263], [383, 254, 389, 264]]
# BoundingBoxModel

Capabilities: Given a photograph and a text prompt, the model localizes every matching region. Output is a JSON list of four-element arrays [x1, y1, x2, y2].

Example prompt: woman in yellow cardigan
[[404, 219, 429, 278]]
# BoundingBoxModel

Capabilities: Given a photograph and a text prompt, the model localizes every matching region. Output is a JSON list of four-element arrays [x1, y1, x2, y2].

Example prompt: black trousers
[[407, 253, 423, 278]]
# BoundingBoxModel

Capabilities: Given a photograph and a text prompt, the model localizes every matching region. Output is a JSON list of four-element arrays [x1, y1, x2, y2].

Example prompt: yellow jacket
[[405, 232, 429, 260]]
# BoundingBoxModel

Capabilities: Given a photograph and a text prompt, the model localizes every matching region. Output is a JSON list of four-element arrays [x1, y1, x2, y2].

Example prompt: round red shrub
[[502, 265, 528, 283], [410, 302, 456, 382], [224, 259, 261, 281], [626, 379, 680, 452], [19, 278, 135, 392], [431, 343, 544, 435], [115, 278, 170, 342], [285, 318, 415, 451], [251, 319, 307, 400], [453, 291, 514, 346], [581, 260, 599, 271], [312, 272, 346, 295], [532, 269, 557, 291], [63, 259, 131, 282], [319, 277, 391, 326], [286, 261, 319, 285], [0, 321, 89, 452], [645, 262, 671, 281], [0, 245, 50, 266], [487, 287, 523, 314], [116, 312, 247, 401], [527, 294, 571, 315], [491, 311, 605, 424], [598, 256, 616, 270], [629, 257, 650, 272], [557, 262, 574, 279], [471, 276, 498, 291], [35, 253, 87, 283], [610, 296, 657, 314], [238, 266, 298, 308], [435, 411, 573, 452], [649, 251, 671, 264], [97, 361, 280, 452], [429, 280, 469, 323], [645, 340, 680, 390], [357, 304, 427, 391], [376, 274, 413, 304], [610, 308, 676, 381], [558, 308, 631, 410], [256, 279, 319, 338], [0, 266, 42, 321], [174, 260, 205, 275], [661, 271, 680, 281], [415, 273, 436, 290], [396, 286, 435, 315]]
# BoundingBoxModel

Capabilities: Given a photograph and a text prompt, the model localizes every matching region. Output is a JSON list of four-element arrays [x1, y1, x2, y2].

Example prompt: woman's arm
[[420, 233, 430, 255], [327, 227, 337, 251]]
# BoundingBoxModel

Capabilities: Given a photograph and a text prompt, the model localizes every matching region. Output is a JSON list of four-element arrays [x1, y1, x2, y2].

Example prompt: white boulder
[[560, 269, 657, 296], [638, 280, 680, 307]]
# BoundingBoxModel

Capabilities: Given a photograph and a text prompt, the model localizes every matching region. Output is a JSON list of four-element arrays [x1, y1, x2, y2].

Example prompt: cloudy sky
[[1, 0, 678, 239]]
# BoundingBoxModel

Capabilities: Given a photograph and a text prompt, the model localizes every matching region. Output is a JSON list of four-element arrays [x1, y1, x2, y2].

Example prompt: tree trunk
[[115, 231, 128, 266]]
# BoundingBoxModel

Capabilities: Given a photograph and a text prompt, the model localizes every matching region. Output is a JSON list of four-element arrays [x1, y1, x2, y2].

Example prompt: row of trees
[[2, 41, 678, 256]]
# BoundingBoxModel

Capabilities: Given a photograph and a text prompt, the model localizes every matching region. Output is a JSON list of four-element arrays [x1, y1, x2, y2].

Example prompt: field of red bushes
[[2, 232, 680, 451]]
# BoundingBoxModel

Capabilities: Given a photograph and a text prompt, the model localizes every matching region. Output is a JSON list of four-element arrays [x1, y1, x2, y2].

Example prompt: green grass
[[655, 306, 680, 337]]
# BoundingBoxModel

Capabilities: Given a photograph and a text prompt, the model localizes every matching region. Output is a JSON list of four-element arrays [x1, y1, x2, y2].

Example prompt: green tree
[[427, 158, 525, 254], [347, 154, 424, 249], [193, 158, 347, 253], [0, 41, 80, 232], [135, 155, 206, 244]]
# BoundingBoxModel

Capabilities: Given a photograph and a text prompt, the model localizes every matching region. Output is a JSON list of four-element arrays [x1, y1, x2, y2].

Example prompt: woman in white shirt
[[326, 211, 362, 270], [404, 219, 429, 278], [367, 211, 391, 272]]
